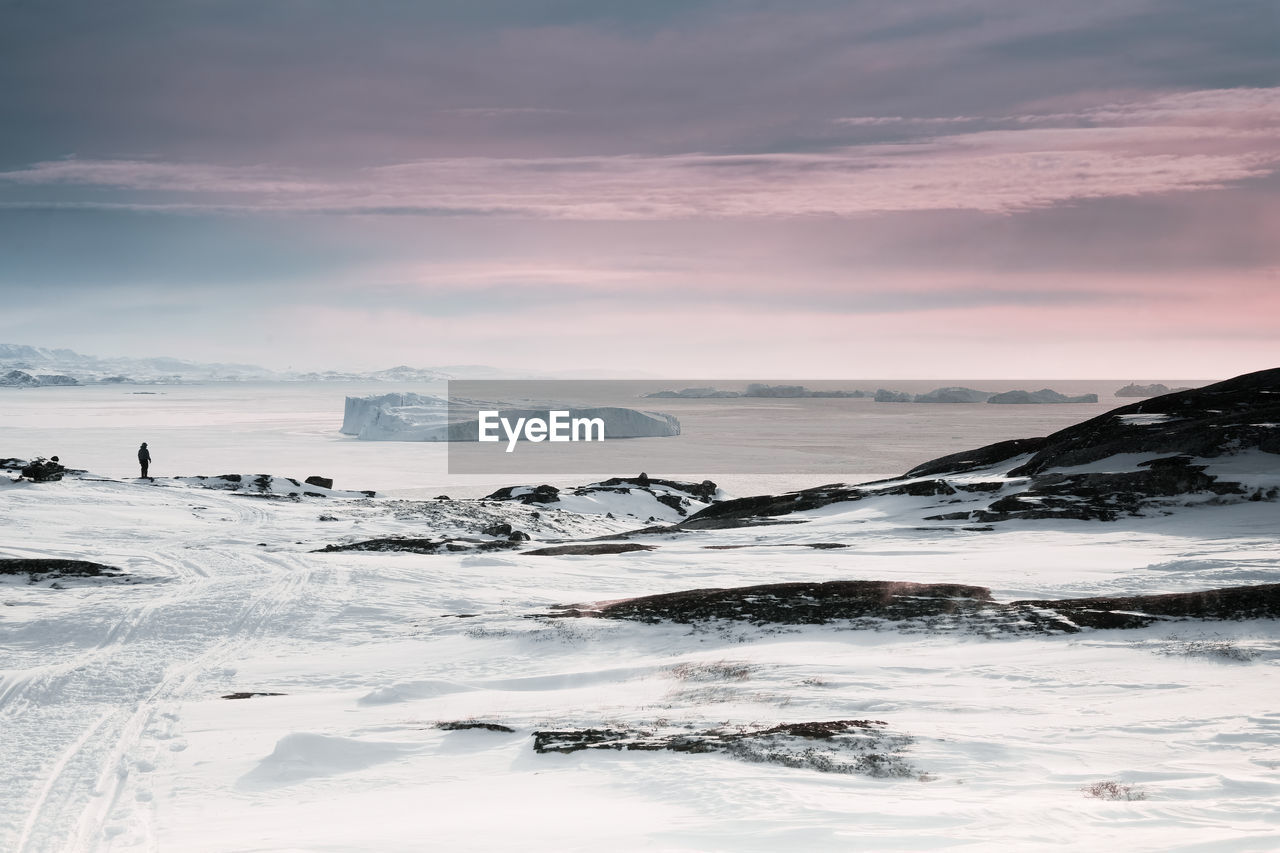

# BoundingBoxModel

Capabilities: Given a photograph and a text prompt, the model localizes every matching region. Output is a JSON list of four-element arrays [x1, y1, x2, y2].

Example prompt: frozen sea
[[0, 379, 1204, 497]]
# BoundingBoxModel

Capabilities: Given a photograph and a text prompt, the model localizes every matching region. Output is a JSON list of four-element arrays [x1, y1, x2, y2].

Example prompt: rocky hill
[[678, 367, 1280, 528]]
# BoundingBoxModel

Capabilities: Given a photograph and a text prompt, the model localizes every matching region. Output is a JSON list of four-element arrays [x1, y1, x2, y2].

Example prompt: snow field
[[1, 472, 1278, 851]]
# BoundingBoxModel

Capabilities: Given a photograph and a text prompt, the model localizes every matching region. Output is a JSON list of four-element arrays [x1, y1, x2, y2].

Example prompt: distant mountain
[[0, 343, 535, 385], [0, 368, 80, 387], [0, 343, 274, 383]]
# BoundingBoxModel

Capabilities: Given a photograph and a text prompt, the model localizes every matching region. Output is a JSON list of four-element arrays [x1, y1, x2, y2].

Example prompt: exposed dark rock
[[304, 476, 334, 489], [592, 476, 719, 501], [879, 479, 957, 497], [971, 456, 1245, 522], [482, 522, 514, 537], [555, 580, 995, 624], [0, 558, 122, 579], [485, 484, 561, 504], [923, 511, 975, 521], [903, 438, 1049, 479], [955, 481, 1006, 493], [678, 484, 866, 530], [436, 721, 516, 733], [524, 543, 656, 556], [18, 457, 65, 482], [1014, 583, 1280, 629], [221, 692, 286, 700], [551, 578, 1280, 634], [655, 493, 689, 514], [679, 477, 965, 530], [315, 537, 520, 555], [507, 530, 530, 542], [532, 719, 916, 777]]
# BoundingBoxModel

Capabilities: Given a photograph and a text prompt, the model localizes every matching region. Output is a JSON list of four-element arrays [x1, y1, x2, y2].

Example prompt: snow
[[1115, 413, 1177, 425], [1198, 451, 1280, 493], [2, 456, 1279, 851]]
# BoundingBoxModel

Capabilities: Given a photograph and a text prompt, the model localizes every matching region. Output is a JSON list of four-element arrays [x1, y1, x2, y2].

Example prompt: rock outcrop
[[551, 579, 1280, 633], [530, 719, 917, 777], [1001, 368, 1280, 476]]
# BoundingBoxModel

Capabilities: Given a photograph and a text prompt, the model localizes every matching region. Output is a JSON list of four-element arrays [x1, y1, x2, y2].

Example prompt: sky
[[1, 0, 1277, 378]]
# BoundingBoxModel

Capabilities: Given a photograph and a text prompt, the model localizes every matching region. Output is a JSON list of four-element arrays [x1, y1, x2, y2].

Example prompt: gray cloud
[[3, 0, 1274, 169]]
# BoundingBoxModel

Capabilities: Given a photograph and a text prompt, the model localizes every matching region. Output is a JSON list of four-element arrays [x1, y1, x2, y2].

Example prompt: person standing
[[138, 442, 152, 479]]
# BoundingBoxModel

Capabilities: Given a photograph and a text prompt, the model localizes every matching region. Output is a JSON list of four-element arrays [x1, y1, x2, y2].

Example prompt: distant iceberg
[[644, 387, 742, 398], [644, 384, 868, 399], [341, 393, 680, 442], [1115, 383, 1190, 397], [912, 387, 993, 403], [987, 389, 1099, 404]]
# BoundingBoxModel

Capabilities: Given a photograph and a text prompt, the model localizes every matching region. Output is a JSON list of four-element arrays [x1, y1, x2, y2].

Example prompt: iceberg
[[341, 393, 452, 440], [341, 394, 680, 441], [987, 389, 1099, 404]]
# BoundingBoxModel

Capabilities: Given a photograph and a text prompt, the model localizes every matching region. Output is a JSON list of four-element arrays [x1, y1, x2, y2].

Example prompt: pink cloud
[[4, 87, 1277, 219], [264, 266, 1278, 379]]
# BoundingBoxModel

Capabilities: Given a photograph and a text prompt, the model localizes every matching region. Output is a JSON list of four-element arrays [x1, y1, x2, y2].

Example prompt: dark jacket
[[138, 446, 151, 463]]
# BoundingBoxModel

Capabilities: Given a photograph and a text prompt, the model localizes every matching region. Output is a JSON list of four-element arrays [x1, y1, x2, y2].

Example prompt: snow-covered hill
[[0, 342, 535, 385]]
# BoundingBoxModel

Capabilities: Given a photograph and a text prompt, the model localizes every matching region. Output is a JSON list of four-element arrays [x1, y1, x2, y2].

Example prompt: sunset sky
[[2, 0, 1277, 377]]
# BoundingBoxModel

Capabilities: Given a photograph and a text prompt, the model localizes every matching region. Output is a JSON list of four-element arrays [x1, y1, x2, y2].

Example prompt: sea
[[0, 379, 1207, 499]]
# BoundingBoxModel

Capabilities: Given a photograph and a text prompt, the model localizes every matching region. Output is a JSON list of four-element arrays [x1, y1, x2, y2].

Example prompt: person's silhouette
[[138, 442, 152, 479]]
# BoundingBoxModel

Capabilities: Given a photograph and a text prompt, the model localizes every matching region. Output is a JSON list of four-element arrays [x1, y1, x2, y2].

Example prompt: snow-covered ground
[[2, 459, 1279, 851]]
